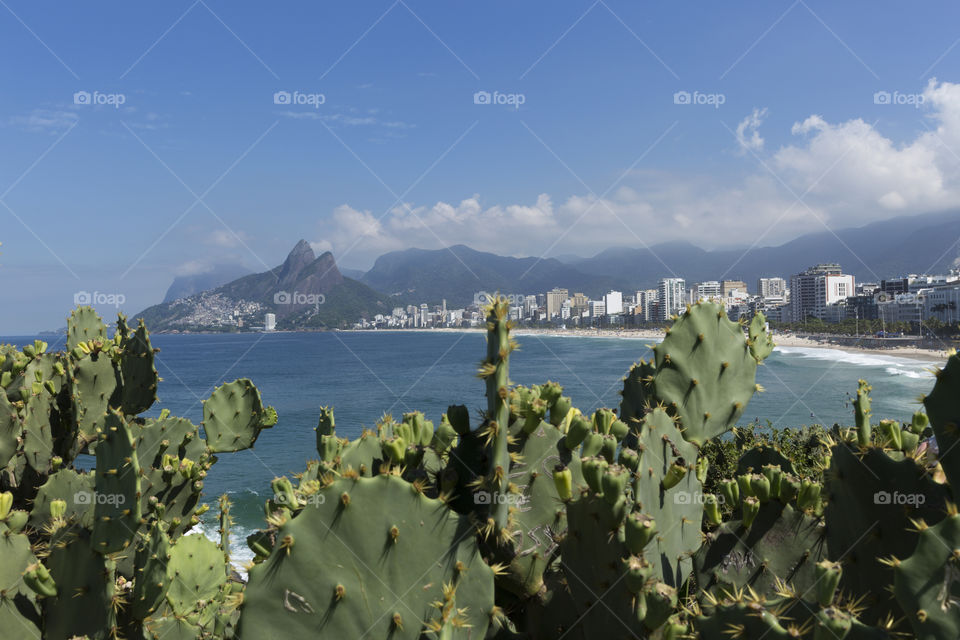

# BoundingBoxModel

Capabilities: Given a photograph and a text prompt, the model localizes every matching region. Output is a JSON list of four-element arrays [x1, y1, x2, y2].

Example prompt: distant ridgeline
[[136, 240, 389, 331]]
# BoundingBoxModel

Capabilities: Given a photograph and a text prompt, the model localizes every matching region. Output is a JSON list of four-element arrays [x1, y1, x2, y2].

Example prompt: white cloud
[[316, 80, 960, 267], [736, 107, 767, 152], [205, 229, 247, 248], [6, 109, 78, 133], [278, 110, 414, 129]]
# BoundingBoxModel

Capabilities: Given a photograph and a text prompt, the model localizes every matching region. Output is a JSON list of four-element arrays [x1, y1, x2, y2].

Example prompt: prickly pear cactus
[[694, 500, 826, 599], [825, 437, 950, 623], [91, 409, 142, 554], [0, 391, 19, 469], [496, 416, 583, 599], [0, 522, 42, 636], [202, 378, 276, 453], [240, 474, 495, 639], [893, 511, 960, 638], [42, 527, 118, 640], [66, 306, 107, 352], [748, 311, 775, 363], [924, 350, 960, 488], [117, 316, 159, 415], [631, 407, 702, 588]]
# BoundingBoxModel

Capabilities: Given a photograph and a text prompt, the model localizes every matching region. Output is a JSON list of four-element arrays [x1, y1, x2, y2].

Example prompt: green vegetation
[[772, 316, 960, 339], [1, 301, 957, 638]]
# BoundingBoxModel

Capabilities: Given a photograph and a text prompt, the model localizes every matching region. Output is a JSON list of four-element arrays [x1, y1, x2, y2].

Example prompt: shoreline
[[339, 327, 952, 363]]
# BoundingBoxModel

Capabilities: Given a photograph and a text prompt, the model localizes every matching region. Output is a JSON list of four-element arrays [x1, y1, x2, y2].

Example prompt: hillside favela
[[6, 3, 960, 640]]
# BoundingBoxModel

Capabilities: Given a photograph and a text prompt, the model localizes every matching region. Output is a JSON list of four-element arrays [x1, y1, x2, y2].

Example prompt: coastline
[[339, 327, 952, 363]]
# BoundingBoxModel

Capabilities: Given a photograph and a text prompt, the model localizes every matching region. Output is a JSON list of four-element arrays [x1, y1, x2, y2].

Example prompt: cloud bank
[[315, 80, 960, 267]]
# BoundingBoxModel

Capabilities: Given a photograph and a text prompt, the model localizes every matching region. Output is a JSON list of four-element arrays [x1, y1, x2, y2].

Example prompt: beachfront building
[[722, 280, 749, 298], [588, 300, 606, 318], [603, 290, 623, 316], [264, 313, 276, 332], [789, 264, 855, 322], [546, 288, 569, 319], [635, 289, 658, 322], [758, 277, 787, 299], [695, 281, 721, 302], [658, 278, 686, 321]]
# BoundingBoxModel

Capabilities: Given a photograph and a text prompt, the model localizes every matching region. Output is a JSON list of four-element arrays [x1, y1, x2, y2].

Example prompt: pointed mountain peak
[[288, 239, 315, 261], [279, 239, 316, 282]]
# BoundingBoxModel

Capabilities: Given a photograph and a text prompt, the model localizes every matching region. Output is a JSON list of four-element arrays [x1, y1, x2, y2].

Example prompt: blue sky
[[3, 1, 960, 331]]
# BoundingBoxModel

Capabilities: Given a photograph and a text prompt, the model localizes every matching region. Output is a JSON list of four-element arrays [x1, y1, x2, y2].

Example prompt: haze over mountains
[[141, 210, 960, 329]]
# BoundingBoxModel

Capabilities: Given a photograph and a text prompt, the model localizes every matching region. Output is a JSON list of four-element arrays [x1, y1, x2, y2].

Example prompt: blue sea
[[3, 330, 937, 567]]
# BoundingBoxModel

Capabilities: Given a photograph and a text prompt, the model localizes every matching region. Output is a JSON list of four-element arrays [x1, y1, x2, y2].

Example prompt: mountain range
[[137, 241, 389, 331], [139, 210, 960, 330]]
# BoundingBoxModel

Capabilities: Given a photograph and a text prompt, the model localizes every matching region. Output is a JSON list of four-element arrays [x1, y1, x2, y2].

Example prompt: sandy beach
[[345, 326, 954, 363]]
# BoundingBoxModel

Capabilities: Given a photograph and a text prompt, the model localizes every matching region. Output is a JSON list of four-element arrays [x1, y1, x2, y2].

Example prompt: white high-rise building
[[789, 264, 855, 322], [603, 290, 623, 315], [636, 289, 658, 322], [695, 281, 721, 302], [264, 313, 276, 332], [758, 277, 787, 299], [658, 278, 686, 321], [588, 300, 606, 318]]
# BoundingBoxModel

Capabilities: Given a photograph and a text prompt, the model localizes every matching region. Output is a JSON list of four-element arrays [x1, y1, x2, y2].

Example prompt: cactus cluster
[[0, 307, 274, 638], [2, 300, 960, 639]]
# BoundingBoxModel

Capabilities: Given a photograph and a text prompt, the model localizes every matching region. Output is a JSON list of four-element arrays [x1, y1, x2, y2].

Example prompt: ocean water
[[4, 331, 937, 568]]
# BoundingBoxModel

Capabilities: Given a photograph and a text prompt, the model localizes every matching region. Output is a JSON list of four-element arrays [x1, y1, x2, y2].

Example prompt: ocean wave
[[194, 521, 256, 575], [774, 346, 932, 371]]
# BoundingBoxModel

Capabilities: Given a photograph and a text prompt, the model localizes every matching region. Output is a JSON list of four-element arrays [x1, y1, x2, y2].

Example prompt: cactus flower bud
[[565, 415, 592, 450], [549, 396, 572, 427], [623, 554, 654, 593], [703, 494, 722, 526], [601, 465, 629, 505], [878, 419, 902, 450], [553, 465, 573, 502], [581, 457, 608, 495], [23, 563, 57, 598], [625, 513, 657, 554], [49, 499, 67, 520], [599, 435, 617, 464], [741, 496, 760, 528], [618, 447, 640, 472], [696, 456, 709, 484], [580, 432, 604, 458], [761, 464, 782, 499], [661, 461, 687, 491], [0, 491, 12, 520], [797, 480, 821, 512], [720, 479, 739, 506], [750, 473, 771, 502], [815, 560, 843, 607], [910, 411, 929, 435]]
